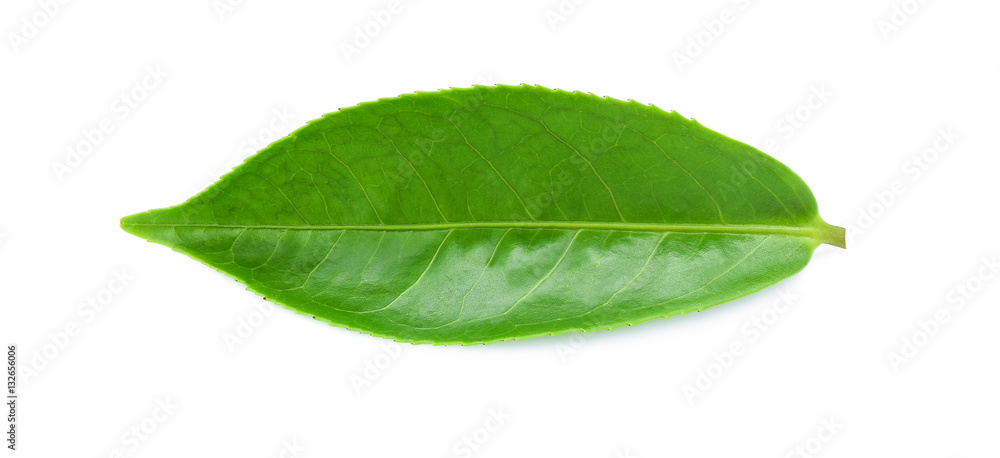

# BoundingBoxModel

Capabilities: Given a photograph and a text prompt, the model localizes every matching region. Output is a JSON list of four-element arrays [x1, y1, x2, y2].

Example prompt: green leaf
[[121, 84, 844, 345]]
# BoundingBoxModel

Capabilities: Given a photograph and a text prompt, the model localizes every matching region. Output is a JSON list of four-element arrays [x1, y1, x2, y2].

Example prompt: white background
[[2, 0, 998, 457]]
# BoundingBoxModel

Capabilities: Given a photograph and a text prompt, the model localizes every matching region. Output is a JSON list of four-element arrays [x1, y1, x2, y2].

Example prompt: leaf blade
[[121, 84, 843, 344]]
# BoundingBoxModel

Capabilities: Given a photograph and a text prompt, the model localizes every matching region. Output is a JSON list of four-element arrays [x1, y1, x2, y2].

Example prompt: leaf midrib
[[122, 220, 843, 246]]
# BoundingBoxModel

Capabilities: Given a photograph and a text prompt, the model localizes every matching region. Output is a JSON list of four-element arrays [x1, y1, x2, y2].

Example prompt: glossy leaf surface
[[122, 85, 844, 344]]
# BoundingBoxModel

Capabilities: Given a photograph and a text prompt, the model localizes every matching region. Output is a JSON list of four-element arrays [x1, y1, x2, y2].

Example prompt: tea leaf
[[122, 85, 843, 345]]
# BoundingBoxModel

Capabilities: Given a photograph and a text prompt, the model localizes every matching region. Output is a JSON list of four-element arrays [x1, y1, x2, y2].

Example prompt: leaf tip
[[119, 212, 144, 237], [119, 210, 165, 241]]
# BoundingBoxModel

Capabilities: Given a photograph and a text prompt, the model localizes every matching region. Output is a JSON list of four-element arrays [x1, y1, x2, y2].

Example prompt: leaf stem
[[814, 218, 847, 249]]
